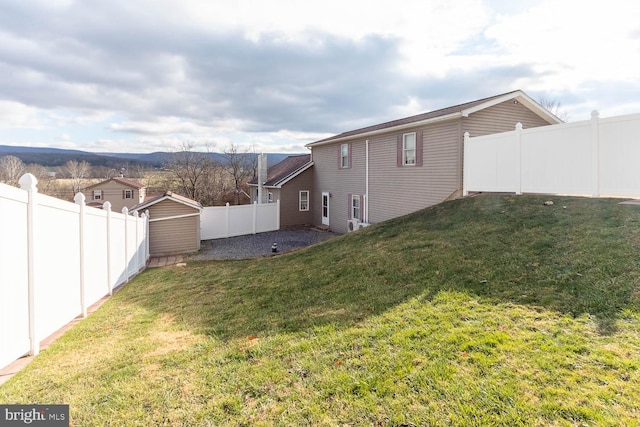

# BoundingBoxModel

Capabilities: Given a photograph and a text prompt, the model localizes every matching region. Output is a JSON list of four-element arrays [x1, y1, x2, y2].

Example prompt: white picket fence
[[200, 200, 280, 240], [463, 111, 640, 199], [0, 173, 149, 370]]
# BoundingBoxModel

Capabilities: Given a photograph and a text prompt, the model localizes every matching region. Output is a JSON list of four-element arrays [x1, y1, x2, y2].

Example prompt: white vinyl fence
[[200, 200, 280, 240], [0, 174, 149, 370], [463, 111, 640, 199]]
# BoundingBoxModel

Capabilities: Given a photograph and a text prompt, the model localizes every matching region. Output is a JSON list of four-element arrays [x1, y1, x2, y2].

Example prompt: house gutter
[[365, 139, 369, 224]]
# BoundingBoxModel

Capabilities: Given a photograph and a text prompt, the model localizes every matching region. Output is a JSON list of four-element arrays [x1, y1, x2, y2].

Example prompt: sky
[[1, 0, 639, 154]]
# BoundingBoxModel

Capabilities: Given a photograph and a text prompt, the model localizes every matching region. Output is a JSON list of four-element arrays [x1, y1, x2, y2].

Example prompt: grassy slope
[[2, 194, 640, 426]]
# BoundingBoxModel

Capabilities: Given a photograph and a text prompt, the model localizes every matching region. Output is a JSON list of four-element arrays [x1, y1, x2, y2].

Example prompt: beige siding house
[[82, 177, 146, 212], [131, 192, 202, 256], [248, 154, 314, 227], [306, 90, 562, 233]]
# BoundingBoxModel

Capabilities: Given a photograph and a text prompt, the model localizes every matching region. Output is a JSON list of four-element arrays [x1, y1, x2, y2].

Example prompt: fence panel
[[34, 193, 82, 344], [464, 132, 518, 193], [84, 206, 110, 305], [200, 202, 280, 240], [0, 175, 149, 370], [464, 112, 640, 199], [0, 185, 30, 369], [520, 121, 592, 195], [599, 114, 640, 197], [256, 203, 280, 233]]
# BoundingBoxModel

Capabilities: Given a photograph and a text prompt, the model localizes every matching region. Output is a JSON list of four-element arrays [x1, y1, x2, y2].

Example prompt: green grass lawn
[[2, 194, 640, 426]]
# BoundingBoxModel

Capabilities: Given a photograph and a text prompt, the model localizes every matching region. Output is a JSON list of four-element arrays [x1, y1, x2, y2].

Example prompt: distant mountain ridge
[[0, 145, 297, 168]]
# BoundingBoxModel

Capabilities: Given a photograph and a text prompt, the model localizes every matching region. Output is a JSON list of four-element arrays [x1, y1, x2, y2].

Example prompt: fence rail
[[463, 111, 640, 199], [200, 200, 280, 240], [0, 174, 149, 370]]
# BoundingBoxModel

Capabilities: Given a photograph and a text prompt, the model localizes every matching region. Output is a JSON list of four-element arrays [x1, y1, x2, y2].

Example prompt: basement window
[[351, 195, 361, 220]]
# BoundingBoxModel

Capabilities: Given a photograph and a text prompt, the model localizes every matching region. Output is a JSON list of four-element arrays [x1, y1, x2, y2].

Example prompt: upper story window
[[299, 190, 309, 211], [92, 190, 103, 200], [397, 131, 422, 167], [403, 133, 416, 166], [123, 189, 133, 199], [340, 143, 350, 168]]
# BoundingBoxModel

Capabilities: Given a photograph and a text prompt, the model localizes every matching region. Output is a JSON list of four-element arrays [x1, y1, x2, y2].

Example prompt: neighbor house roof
[[306, 90, 562, 147], [248, 154, 313, 188], [131, 191, 202, 212], [84, 176, 146, 190]]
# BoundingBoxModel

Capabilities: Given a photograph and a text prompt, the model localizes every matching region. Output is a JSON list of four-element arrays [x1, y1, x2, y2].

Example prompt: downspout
[[365, 139, 369, 223]]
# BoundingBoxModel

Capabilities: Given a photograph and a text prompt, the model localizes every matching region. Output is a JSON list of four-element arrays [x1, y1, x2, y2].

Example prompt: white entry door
[[322, 192, 330, 226]]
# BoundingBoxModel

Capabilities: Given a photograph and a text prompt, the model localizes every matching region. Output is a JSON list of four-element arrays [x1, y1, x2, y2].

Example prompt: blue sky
[[1, 0, 639, 153]]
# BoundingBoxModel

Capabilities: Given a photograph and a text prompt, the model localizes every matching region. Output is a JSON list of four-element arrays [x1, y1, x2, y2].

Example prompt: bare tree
[[24, 163, 56, 195], [222, 144, 257, 205], [64, 160, 91, 194], [0, 155, 25, 186], [538, 96, 571, 122], [164, 143, 224, 205]]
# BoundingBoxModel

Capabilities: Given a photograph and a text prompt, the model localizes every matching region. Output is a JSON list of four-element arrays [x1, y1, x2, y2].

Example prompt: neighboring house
[[82, 177, 146, 212], [131, 191, 202, 256], [248, 154, 314, 227], [305, 90, 562, 233]]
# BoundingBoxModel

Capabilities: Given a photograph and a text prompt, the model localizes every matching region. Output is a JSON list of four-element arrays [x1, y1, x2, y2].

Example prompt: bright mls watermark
[[0, 405, 68, 426]]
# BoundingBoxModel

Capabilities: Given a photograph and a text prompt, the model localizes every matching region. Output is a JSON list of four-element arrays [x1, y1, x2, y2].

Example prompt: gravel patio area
[[188, 227, 338, 260]]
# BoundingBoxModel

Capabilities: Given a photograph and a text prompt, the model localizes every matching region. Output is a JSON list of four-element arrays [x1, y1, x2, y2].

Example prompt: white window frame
[[268, 192, 273, 203], [123, 189, 133, 199], [299, 190, 309, 211], [403, 132, 416, 166], [351, 195, 360, 220], [340, 143, 349, 168], [92, 190, 102, 200]]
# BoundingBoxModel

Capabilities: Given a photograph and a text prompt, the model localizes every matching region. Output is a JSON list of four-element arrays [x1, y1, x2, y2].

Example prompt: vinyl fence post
[[145, 210, 150, 263], [19, 173, 39, 357], [463, 132, 470, 196], [74, 192, 87, 318], [591, 110, 600, 198], [276, 199, 280, 230], [253, 201, 257, 234], [515, 122, 523, 195], [122, 207, 129, 282], [225, 202, 230, 238], [103, 201, 113, 296], [133, 210, 140, 272]]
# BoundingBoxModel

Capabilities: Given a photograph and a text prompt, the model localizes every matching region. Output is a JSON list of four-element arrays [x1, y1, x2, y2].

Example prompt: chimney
[[257, 153, 267, 204]]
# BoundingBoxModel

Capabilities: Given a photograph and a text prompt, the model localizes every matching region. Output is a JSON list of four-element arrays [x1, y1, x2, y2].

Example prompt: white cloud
[[0, 100, 48, 129], [1, 0, 639, 153], [484, 0, 640, 91]]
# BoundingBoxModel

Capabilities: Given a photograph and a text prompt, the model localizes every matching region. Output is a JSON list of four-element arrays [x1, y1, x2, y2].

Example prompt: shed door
[[322, 192, 330, 226]]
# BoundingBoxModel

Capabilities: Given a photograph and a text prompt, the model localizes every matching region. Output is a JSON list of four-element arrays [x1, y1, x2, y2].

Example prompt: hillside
[[0, 145, 295, 168], [2, 194, 639, 425]]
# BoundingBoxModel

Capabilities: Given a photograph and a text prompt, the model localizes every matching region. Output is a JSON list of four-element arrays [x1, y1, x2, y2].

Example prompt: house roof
[[306, 90, 562, 147], [84, 176, 146, 190], [248, 154, 313, 188], [130, 191, 202, 212]]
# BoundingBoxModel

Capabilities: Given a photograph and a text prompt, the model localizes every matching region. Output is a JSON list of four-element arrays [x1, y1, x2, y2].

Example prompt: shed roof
[[131, 191, 202, 212], [306, 90, 562, 147], [249, 154, 313, 188]]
